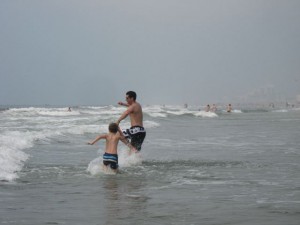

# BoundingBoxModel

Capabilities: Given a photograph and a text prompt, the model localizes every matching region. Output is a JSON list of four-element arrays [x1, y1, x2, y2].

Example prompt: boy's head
[[108, 123, 119, 133]]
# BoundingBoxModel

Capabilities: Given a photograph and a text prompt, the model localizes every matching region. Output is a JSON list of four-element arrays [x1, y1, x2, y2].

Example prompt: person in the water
[[117, 91, 146, 151], [88, 123, 136, 173]]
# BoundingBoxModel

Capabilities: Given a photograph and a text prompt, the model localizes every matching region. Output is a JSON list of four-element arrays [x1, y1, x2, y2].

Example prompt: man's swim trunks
[[122, 126, 146, 151], [103, 153, 118, 169]]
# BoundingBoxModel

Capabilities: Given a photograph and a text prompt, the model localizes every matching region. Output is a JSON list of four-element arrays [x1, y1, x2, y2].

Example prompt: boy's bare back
[[88, 122, 137, 154], [104, 132, 121, 155]]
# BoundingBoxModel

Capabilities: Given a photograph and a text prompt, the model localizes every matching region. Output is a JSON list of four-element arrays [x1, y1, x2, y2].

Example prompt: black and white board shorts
[[122, 126, 146, 151]]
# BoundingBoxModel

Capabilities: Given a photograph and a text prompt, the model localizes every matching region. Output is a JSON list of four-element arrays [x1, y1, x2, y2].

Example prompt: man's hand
[[118, 102, 129, 107], [131, 147, 138, 153]]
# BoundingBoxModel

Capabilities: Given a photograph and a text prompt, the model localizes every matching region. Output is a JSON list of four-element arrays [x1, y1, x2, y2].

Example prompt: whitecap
[[146, 112, 167, 118], [0, 131, 32, 181], [194, 111, 218, 118], [272, 109, 288, 113], [144, 120, 160, 128], [165, 109, 190, 116], [64, 124, 108, 135]]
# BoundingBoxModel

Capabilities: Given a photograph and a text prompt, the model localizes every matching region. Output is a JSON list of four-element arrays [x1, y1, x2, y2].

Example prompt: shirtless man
[[205, 104, 210, 112], [227, 104, 232, 113], [210, 104, 217, 112], [117, 91, 146, 151]]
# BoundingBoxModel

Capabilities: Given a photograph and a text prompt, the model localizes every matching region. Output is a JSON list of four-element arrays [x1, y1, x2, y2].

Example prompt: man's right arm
[[118, 102, 129, 107]]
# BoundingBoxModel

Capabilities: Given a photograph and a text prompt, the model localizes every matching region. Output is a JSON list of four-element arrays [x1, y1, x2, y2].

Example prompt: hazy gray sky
[[1, 0, 299, 105]]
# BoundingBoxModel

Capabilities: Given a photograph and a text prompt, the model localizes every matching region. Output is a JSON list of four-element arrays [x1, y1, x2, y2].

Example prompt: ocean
[[0, 105, 299, 225]]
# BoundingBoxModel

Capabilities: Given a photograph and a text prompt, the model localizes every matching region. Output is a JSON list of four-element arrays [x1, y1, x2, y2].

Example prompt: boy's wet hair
[[108, 123, 118, 133]]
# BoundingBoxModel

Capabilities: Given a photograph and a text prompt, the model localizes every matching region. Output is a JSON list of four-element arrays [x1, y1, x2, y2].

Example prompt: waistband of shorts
[[104, 152, 118, 157], [130, 126, 145, 130]]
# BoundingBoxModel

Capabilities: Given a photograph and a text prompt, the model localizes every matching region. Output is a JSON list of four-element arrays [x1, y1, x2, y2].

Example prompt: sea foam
[[0, 131, 32, 181], [87, 148, 142, 176], [194, 111, 218, 118]]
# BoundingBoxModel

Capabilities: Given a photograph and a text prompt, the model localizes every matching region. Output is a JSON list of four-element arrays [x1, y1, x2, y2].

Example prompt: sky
[[0, 0, 299, 106]]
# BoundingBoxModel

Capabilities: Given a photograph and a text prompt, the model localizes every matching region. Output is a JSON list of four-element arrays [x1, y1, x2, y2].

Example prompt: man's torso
[[129, 102, 143, 127]]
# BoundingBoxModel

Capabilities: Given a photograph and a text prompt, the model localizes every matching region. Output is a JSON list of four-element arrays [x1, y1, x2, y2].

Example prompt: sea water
[[0, 105, 299, 225]]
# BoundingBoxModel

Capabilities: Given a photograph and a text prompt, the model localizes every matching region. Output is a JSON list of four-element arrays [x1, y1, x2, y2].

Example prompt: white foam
[[144, 105, 167, 118], [232, 109, 243, 113], [0, 127, 57, 182], [291, 107, 300, 111], [87, 148, 142, 176], [87, 157, 123, 175], [64, 124, 108, 135], [165, 109, 190, 116], [83, 106, 110, 110], [5, 107, 80, 117], [272, 109, 288, 113], [146, 112, 168, 118], [37, 110, 80, 117], [144, 120, 160, 128], [87, 157, 106, 175], [221, 109, 243, 113], [145, 105, 220, 118], [0, 131, 33, 181], [143, 105, 166, 111], [118, 149, 143, 167], [118, 120, 160, 130], [194, 111, 218, 118], [144, 105, 194, 117]]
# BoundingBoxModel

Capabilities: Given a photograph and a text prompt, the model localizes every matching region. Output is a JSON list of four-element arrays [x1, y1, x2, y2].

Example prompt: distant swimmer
[[88, 123, 136, 173], [227, 104, 232, 113], [117, 91, 146, 151], [67, 107, 72, 112], [184, 103, 188, 108], [210, 104, 217, 112], [269, 103, 275, 109], [286, 101, 289, 108], [205, 104, 210, 112]]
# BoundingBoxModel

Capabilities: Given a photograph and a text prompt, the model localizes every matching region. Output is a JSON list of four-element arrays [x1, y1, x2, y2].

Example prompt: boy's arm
[[88, 134, 107, 145], [120, 136, 137, 152], [118, 127, 137, 152]]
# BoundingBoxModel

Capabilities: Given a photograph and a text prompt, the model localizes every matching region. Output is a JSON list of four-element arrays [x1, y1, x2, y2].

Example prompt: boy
[[88, 123, 136, 172]]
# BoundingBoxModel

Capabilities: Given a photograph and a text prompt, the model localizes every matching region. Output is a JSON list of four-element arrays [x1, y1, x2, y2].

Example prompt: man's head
[[108, 123, 119, 133], [126, 91, 137, 104]]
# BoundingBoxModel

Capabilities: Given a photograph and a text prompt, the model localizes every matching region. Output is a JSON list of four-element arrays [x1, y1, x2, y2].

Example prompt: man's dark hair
[[108, 123, 118, 133], [126, 91, 137, 101]]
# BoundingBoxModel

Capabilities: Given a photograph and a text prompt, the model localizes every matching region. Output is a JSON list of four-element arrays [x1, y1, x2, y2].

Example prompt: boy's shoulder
[[108, 132, 121, 137], [98, 133, 109, 139]]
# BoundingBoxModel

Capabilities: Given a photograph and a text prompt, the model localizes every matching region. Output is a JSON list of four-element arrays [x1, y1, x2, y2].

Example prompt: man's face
[[126, 95, 133, 105]]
